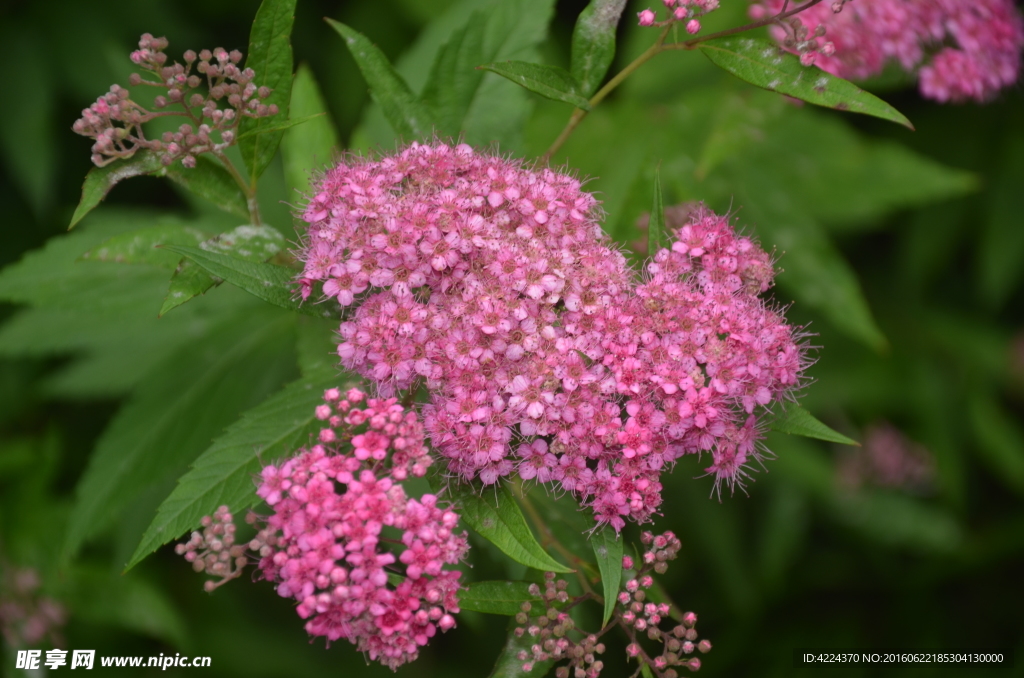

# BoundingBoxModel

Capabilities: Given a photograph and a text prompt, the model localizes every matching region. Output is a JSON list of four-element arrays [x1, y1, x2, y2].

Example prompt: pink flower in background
[[298, 143, 809, 529], [751, 0, 1024, 102]]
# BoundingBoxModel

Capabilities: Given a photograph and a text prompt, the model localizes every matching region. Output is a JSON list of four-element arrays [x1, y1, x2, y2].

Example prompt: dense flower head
[[0, 566, 66, 649], [298, 142, 808, 531], [751, 0, 1024, 102], [72, 33, 278, 167], [249, 388, 467, 670]]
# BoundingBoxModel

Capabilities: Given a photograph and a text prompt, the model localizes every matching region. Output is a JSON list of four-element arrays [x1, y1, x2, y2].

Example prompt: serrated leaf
[[281, 64, 339, 196], [458, 581, 542, 615], [450, 483, 573, 573], [81, 224, 209, 269], [69, 151, 164, 228], [161, 244, 340, 320], [159, 156, 250, 219], [769, 405, 858, 446], [327, 19, 436, 140], [62, 309, 297, 561], [698, 36, 913, 129], [590, 525, 622, 627], [126, 368, 342, 571], [159, 224, 287, 316], [570, 0, 627, 97], [478, 61, 591, 110], [648, 166, 668, 254], [489, 618, 556, 677], [238, 0, 297, 183], [0, 209, 177, 312]]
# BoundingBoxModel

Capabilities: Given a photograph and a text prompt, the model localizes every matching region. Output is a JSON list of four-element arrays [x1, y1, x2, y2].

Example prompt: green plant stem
[[540, 0, 827, 162], [214, 150, 262, 225]]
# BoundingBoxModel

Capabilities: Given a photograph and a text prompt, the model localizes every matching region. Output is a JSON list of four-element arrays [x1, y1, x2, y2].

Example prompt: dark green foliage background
[[1, 0, 1022, 675]]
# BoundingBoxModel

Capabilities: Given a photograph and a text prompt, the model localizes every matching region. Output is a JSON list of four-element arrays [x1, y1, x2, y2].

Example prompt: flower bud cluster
[[837, 421, 935, 493], [298, 143, 809, 531], [0, 565, 66, 648], [618, 532, 710, 676], [637, 0, 720, 33], [247, 388, 468, 670], [72, 33, 278, 167], [513, 573, 607, 678], [750, 0, 1024, 102], [174, 505, 248, 592]]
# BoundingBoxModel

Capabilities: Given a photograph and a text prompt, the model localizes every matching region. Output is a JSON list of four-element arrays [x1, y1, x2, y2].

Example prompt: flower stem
[[214, 150, 262, 225], [540, 0, 827, 162]]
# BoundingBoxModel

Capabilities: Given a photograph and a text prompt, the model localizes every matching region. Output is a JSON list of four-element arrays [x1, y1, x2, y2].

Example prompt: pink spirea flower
[[752, 0, 1024, 102], [251, 389, 467, 670], [298, 143, 808, 530]]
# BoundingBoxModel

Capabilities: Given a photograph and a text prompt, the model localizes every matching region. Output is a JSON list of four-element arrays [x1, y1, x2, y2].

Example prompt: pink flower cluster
[[250, 388, 467, 670], [72, 33, 278, 167], [298, 143, 807, 531], [751, 0, 1024, 102], [638, 0, 720, 33]]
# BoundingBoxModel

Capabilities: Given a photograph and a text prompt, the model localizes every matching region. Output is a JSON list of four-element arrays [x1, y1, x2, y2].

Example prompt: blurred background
[[1, 0, 1022, 675]]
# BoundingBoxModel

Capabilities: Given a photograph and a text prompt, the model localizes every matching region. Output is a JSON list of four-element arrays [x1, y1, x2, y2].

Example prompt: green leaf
[[159, 156, 249, 219], [234, 113, 326, 142], [296, 315, 341, 377], [420, 11, 489, 137], [238, 0, 297, 183], [458, 581, 542, 615], [326, 19, 436, 140], [978, 127, 1024, 307], [968, 390, 1024, 496], [69, 151, 164, 229], [734, 166, 887, 350], [281, 64, 340, 196], [590, 524, 622, 627], [648, 165, 668, 254], [126, 368, 343, 571], [478, 61, 591, 110], [570, 0, 627, 97], [460, 0, 556, 150], [489, 618, 555, 677], [449, 483, 573, 573], [62, 309, 297, 561], [159, 224, 287, 316], [0, 209, 178, 312], [769, 404, 858, 446], [698, 36, 913, 129], [80, 224, 209, 269], [161, 244, 341, 320]]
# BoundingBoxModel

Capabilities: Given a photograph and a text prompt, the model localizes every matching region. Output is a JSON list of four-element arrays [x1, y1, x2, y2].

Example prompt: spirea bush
[[30, 0, 1021, 675]]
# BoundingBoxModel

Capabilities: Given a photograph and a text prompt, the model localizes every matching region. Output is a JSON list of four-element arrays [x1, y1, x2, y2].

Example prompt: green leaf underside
[[69, 152, 164, 228], [238, 0, 297, 183], [698, 37, 913, 130], [159, 156, 249, 219], [649, 166, 668, 254], [81, 225, 209, 269], [769, 404, 859, 446], [161, 244, 340, 319], [327, 19, 436, 140], [450, 483, 573, 573], [159, 225, 287, 316], [490, 618, 556, 678], [591, 525, 623, 627], [570, 0, 627, 97], [127, 368, 343, 571], [63, 309, 296, 561], [458, 581, 543, 615], [479, 61, 591, 110]]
